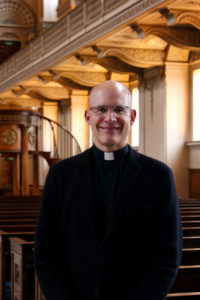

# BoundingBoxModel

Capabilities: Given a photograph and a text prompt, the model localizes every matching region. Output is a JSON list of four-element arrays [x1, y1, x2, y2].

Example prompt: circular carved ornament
[[0, 129, 18, 145]]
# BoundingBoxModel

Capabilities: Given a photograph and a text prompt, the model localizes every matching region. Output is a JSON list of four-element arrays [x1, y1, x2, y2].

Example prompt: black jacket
[[34, 146, 182, 300]]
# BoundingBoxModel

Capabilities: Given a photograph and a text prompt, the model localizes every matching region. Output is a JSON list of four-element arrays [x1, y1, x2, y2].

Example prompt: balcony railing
[[0, 0, 164, 91]]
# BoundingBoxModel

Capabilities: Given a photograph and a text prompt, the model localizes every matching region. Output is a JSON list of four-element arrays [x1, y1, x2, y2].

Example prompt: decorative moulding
[[0, 0, 165, 93]]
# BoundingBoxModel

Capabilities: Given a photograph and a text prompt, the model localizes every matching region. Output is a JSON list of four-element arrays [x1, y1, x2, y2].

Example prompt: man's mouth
[[99, 126, 120, 131]]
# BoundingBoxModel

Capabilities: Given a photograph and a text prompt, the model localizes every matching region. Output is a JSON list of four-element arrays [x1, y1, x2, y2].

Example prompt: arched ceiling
[[0, 0, 200, 106]]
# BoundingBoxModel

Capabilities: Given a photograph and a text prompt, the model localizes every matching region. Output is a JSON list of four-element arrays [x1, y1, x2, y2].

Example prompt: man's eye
[[114, 106, 125, 114], [97, 107, 107, 114]]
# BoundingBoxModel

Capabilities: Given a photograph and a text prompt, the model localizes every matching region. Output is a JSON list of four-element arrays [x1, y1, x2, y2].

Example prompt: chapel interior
[[0, 0, 200, 299]]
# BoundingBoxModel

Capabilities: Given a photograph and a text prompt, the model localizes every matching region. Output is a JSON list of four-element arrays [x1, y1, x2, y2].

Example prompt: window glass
[[43, 0, 58, 22], [193, 69, 200, 141], [131, 88, 139, 147]]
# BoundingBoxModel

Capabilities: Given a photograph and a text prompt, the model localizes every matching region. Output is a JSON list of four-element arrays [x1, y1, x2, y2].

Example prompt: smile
[[99, 126, 120, 131]]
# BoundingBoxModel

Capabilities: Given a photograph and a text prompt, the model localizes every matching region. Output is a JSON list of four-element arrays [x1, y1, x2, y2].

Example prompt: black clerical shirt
[[92, 145, 129, 241]]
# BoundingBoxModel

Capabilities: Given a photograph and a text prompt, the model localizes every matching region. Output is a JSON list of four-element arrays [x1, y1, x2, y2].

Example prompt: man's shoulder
[[50, 148, 91, 171], [130, 147, 172, 174]]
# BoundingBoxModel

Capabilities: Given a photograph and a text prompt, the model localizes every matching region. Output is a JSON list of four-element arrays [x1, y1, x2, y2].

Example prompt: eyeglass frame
[[89, 105, 132, 116]]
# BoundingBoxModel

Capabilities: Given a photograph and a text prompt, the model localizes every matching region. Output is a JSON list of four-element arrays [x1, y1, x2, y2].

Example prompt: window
[[193, 69, 200, 141], [131, 88, 139, 147], [43, 0, 58, 22]]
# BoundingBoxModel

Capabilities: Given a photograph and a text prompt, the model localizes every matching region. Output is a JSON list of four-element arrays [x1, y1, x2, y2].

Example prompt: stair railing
[[30, 112, 82, 164]]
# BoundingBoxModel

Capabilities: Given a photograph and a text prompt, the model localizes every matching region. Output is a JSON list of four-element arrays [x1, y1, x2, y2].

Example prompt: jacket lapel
[[77, 148, 100, 241], [104, 147, 143, 241]]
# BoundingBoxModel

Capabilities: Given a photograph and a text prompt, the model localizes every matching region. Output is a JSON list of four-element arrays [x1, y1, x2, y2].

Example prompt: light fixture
[[130, 23, 145, 39], [19, 85, 27, 94], [91, 45, 103, 58], [11, 89, 19, 97], [38, 75, 47, 84], [159, 8, 176, 26], [75, 54, 86, 66], [48, 70, 58, 79]]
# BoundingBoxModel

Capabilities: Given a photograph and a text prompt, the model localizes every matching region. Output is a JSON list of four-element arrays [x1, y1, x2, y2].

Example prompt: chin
[[101, 140, 119, 149], [102, 137, 117, 144]]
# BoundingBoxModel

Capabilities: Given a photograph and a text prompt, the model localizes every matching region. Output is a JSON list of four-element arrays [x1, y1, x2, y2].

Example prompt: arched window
[[131, 88, 139, 148], [192, 69, 200, 141], [43, 0, 58, 22]]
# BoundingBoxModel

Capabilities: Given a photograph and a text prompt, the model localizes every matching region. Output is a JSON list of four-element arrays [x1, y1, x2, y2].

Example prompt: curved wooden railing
[[29, 112, 82, 165]]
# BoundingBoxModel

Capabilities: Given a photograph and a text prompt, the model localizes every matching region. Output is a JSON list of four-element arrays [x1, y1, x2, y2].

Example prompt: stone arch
[[0, 0, 36, 26], [0, 32, 21, 40]]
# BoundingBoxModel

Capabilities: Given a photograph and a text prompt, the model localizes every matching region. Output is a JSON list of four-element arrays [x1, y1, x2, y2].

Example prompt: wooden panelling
[[0, 125, 21, 152], [189, 169, 200, 199]]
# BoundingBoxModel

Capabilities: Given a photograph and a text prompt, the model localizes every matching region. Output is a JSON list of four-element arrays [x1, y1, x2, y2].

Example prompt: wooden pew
[[182, 236, 200, 248], [0, 225, 36, 232], [9, 237, 35, 300], [168, 292, 200, 299], [167, 200, 200, 299], [180, 211, 200, 215], [0, 219, 37, 225], [0, 231, 35, 300], [0, 218, 37, 299], [182, 227, 200, 236], [16, 219, 200, 300], [0, 214, 38, 220], [2, 197, 200, 300], [169, 266, 200, 294], [181, 215, 200, 221], [179, 199, 200, 204], [0, 210, 39, 216], [182, 220, 200, 227], [181, 248, 200, 266], [0, 196, 41, 299], [35, 276, 45, 300], [0, 196, 41, 202]]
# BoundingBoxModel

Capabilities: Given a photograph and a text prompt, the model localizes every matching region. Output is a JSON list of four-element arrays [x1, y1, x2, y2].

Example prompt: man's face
[[85, 82, 136, 152]]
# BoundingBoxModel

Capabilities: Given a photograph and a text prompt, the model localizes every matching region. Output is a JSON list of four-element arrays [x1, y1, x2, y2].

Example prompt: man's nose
[[104, 108, 117, 121]]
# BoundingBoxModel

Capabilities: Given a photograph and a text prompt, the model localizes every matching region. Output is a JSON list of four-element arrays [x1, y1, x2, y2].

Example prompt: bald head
[[85, 80, 136, 152], [89, 80, 131, 107]]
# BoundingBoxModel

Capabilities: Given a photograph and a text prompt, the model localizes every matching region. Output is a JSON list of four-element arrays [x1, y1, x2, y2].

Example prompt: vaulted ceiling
[[0, 0, 200, 107]]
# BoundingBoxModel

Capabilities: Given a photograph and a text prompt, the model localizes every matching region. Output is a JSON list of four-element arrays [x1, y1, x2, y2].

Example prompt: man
[[34, 80, 182, 300]]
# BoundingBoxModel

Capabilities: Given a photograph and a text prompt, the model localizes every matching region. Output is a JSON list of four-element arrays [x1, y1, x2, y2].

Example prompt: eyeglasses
[[89, 105, 131, 116]]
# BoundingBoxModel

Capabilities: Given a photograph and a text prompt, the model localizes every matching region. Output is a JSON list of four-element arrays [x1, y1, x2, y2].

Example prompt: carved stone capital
[[139, 66, 165, 89], [58, 98, 71, 114], [189, 51, 200, 63], [140, 66, 165, 121]]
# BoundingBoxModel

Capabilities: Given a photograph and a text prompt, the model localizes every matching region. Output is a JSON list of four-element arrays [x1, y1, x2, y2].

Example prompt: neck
[[93, 142, 128, 152]]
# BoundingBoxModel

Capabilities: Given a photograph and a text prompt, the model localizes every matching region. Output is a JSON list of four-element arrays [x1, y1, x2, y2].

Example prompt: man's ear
[[130, 109, 136, 125], [85, 110, 91, 124]]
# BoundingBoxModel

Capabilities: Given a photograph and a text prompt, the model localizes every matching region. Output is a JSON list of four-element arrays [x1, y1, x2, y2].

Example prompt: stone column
[[21, 125, 29, 196], [71, 90, 89, 151], [165, 62, 189, 198], [32, 126, 40, 195], [139, 66, 165, 161], [13, 153, 20, 196]]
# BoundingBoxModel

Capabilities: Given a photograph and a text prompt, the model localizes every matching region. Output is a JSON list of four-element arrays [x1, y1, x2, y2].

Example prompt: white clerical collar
[[104, 152, 114, 160]]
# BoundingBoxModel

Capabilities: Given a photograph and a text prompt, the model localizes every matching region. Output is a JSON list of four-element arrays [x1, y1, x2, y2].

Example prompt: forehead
[[90, 84, 130, 106]]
